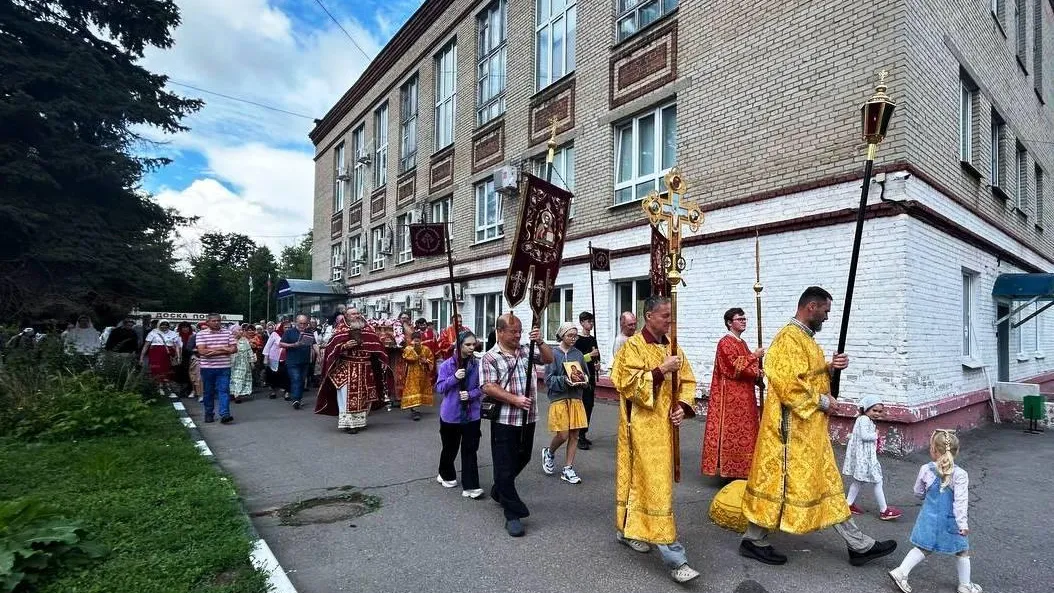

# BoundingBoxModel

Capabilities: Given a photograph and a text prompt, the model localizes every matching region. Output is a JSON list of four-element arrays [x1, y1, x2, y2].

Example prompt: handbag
[[480, 352, 519, 421]]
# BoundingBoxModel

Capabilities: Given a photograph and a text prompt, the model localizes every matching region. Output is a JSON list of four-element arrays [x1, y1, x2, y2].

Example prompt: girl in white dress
[[843, 395, 902, 520]]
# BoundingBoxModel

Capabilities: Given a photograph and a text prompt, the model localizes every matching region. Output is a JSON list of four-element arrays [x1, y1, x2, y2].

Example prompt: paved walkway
[[195, 388, 1052, 593]]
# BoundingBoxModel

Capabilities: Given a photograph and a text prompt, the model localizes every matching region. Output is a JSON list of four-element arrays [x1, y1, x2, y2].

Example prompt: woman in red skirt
[[140, 320, 181, 397]]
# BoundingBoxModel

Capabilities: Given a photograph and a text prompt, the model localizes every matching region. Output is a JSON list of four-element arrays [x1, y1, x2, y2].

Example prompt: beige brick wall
[[311, 0, 1054, 289]]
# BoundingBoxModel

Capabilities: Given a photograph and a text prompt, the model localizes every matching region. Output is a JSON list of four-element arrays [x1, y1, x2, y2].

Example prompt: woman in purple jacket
[[435, 330, 484, 499]]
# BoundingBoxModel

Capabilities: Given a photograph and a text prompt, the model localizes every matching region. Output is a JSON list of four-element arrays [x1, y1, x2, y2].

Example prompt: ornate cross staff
[[641, 167, 703, 483]]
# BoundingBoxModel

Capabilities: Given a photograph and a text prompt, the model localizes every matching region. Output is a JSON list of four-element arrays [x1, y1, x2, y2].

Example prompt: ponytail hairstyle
[[931, 429, 960, 490]]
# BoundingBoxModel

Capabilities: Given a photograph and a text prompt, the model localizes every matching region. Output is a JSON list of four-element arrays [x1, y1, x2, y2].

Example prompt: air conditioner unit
[[493, 165, 518, 195], [411, 297, 424, 310], [377, 297, 390, 312], [443, 285, 465, 303], [336, 165, 350, 181], [380, 232, 393, 255]]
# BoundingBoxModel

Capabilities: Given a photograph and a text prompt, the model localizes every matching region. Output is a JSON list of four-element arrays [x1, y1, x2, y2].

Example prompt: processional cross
[[641, 167, 703, 483]]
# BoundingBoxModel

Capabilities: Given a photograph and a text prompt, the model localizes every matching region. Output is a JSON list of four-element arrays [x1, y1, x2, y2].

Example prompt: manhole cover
[[276, 492, 381, 526]]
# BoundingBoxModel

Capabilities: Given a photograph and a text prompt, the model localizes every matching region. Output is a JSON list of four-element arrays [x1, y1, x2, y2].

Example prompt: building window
[[1015, 0, 1026, 64], [543, 286, 574, 341], [1035, 302, 1044, 357], [477, 1, 507, 126], [435, 42, 457, 151], [374, 103, 389, 188], [991, 0, 1003, 20], [330, 242, 344, 281], [990, 112, 1005, 188], [352, 124, 366, 202], [1035, 0, 1044, 94], [1037, 165, 1045, 227], [616, 0, 678, 42], [962, 271, 974, 358], [333, 142, 346, 212], [1016, 143, 1027, 212], [349, 235, 363, 277], [431, 196, 451, 224], [536, 0, 576, 89], [533, 143, 575, 217], [475, 179, 503, 242], [615, 279, 651, 325], [396, 212, 414, 264], [430, 298, 452, 330], [959, 79, 975, 163], [371, 226, 386, 271], [614, 103, 677, 206], [400, 75, 419, 172], [1016, 309, 1028, 358], [473, 293, 504, 341]]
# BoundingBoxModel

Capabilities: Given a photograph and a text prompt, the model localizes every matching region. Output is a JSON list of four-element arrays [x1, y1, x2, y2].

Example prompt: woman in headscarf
[[263, 320, 290, 399], [140, 320, 181, 398], [435, 330, 484, 498], [230, 324, 255, 403]]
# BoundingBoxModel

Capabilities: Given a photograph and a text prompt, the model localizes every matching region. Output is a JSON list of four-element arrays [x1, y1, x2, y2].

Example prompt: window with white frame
[[400, 75, 418, 172], [478, 1, 507, 126], [536, 0, 576, 89], [1016, 309, 1028, 358], [352, 124, 366, 201], [435, 42, 457, 151], [990, 112, 1004, 188], [475, 179, 503, 242], [959, 78, 975, 163], [371, 226, 385, 271], [1015, 0, 1026, 62], [1034, 302, 1044, 356], [543, 286, 574, 341], [330, 242, 344, 281], [431, 196, 451, 223], [614, 103, 677, 205], [430, 298, 451, 330], [616, 0, 678, 42], [473, 293, 504, 341], [374, 102, 389, 188], [348, 234, 364, 277], [333, 142, 346, 212], [396, 212, 414, 264], [615, 279, 651, 326], [534, 143, 575, 217], [1035, 0, 1044, 94], [1015, 143, 1027, 211], [962, 271, 975, 358]]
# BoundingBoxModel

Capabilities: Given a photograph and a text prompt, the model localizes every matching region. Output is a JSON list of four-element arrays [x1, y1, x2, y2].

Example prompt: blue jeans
[[286, 363, 309, 402], [201, 367, 231, 419]]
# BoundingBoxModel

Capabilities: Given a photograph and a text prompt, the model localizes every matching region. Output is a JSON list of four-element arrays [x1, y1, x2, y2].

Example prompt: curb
[[169, 397, 299, 593]]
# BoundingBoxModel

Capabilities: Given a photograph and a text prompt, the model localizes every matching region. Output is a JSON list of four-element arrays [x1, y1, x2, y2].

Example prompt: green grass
[[0, 405, 268, 593]]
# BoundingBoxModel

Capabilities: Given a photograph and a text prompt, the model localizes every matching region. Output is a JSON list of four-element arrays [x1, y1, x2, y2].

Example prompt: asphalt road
[[195, 388, 1052, 593]]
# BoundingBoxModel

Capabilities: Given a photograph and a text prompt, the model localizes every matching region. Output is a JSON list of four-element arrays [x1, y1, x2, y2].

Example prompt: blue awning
[[991, 273, 1054, 300]]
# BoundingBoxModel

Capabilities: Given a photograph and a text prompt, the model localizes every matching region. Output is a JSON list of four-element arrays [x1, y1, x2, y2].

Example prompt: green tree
[[277, 231, 313, 280], [0, 0, 201, 325], [186, 233, 277, 321]]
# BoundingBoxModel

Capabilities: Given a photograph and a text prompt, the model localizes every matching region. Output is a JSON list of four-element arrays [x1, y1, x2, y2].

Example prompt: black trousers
[[438, 419, 481, 489], [580, 384, 595, 437], [490, 421, 535, 521]]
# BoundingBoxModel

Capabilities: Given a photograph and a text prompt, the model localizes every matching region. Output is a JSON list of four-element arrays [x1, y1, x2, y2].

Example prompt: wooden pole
[[754, 231, 765, 409]]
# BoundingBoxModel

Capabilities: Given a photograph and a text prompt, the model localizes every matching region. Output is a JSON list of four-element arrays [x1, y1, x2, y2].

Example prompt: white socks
[[846, 481, 861, 504], [957, 556, 971, 585], [897, 547, 927, 575]]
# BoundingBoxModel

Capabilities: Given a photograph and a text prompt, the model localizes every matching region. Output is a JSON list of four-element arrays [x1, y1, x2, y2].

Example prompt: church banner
[[650, 225, 671, 297], [408, 223, 447, 257], [504, 172, 574, 316], [590, 246, 611, 271]]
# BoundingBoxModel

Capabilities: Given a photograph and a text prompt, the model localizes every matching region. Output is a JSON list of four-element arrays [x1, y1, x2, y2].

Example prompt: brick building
[[310, 0, 1054, 452]]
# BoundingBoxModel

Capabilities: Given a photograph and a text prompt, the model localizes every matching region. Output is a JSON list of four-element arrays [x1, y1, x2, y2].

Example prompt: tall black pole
[[831, 145, 876, 398], [445, 224, 467, 414], [588, 241, 599, 369]]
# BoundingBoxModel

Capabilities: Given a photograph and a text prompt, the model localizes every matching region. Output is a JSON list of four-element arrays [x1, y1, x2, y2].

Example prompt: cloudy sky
[[140, 0, 423, 259]]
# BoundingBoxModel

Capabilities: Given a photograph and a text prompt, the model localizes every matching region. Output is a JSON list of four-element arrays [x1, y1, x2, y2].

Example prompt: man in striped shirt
[[480, 313, 553, 537], [196, 313, 237, 424]]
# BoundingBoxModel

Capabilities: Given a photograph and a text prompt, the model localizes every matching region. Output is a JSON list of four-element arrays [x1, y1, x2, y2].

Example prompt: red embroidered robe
[[701, 333, 761, 478]]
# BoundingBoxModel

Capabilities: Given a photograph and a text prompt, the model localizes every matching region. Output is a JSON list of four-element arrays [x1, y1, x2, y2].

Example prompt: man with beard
[[315, 307, 394, 432], [739, 286, 897, 567]]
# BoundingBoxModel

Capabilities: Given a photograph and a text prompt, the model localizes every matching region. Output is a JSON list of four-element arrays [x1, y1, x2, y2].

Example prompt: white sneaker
[[670, 564, 700, 583], [462, 488, 484, 499], [956, 584, 982, 593], [888, 568, 912, 593], [560, 465, 581, 484], [436, 474, 457, 488], [541, 447, 555, 475]]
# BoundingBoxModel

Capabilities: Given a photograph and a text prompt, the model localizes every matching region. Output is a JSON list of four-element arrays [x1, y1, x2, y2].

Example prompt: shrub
[[0, 498, 107, 593]]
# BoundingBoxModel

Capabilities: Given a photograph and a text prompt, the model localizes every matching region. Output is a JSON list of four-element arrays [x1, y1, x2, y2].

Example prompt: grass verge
[[0, 404, 268, 593]]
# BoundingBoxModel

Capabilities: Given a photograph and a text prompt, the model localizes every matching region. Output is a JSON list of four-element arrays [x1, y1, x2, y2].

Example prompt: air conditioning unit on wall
[[443, 285, 465, 303], [493, 165, 518, 195]]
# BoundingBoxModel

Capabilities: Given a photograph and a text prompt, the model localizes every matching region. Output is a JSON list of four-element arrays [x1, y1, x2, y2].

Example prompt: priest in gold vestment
[[610, 296, 700, 584], [739, 286, 897, 567]]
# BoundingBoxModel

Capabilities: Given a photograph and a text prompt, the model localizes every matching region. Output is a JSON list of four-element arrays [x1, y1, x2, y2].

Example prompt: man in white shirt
[[612, 311, 637, 358]]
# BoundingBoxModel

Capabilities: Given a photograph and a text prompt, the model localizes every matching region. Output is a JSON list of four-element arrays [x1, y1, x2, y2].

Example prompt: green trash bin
[[1023, 395, 1046, 434]]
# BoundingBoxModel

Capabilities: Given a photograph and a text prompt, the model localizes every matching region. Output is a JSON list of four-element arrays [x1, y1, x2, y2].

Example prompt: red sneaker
[[879, 507, 903, 520], [849, 504, 865, 515]]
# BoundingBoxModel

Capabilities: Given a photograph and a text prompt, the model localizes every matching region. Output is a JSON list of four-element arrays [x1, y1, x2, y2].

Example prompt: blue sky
[[140, 0, 423, 258]]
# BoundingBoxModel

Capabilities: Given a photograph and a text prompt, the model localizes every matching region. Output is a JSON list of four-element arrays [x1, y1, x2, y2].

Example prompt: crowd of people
[[9, 287, 981, 591]]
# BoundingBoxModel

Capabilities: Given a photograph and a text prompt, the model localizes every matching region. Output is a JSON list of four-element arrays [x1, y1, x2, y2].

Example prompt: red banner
[[504, 173, 574, 317], [650, 225, 670, 297]]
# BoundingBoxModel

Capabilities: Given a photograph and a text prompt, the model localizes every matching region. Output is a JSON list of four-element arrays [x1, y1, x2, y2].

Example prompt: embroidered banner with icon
[[650, 225, 671, 297], [408, 223, 447, 257], [503, 172, 574, 316], [590, 246, 611, 272]]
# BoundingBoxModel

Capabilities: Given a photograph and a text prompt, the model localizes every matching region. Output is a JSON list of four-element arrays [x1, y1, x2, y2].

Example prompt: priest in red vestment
[[701, 307, 765, 478], [315, 308, 393, 432], [436, 314, 470, 360]]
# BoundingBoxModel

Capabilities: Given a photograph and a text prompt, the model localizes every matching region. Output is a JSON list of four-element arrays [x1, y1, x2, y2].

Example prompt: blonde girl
[[888, 430, 981, 593]]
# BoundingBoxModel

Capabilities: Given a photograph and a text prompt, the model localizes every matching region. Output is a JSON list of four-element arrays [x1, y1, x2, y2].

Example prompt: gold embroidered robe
[[611, 330, 696, 545], [742, 323, 850, 534], [400, 345, 434, 408]]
